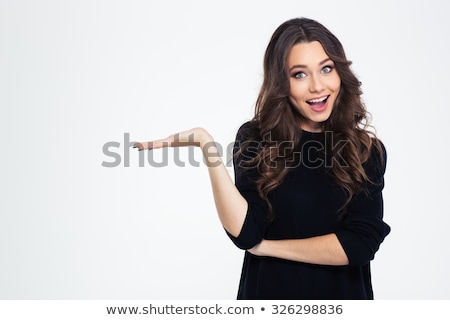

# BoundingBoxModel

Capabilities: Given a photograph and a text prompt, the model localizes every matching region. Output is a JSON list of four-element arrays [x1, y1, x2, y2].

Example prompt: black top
[[227, 122, 391, 300]]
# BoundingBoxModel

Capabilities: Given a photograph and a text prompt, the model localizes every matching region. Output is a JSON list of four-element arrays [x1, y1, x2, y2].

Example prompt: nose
[[309, 75, 325, 93]]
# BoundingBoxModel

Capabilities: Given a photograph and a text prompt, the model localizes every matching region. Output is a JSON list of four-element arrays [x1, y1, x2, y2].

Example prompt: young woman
[[134, 17, 390, 299]]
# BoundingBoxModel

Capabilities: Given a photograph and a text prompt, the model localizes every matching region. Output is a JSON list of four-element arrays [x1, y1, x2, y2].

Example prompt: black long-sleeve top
[[227, 122, 391, 300]]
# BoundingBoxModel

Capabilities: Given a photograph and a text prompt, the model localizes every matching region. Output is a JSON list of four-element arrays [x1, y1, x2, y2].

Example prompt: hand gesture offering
[[132, 127, 213, 151]]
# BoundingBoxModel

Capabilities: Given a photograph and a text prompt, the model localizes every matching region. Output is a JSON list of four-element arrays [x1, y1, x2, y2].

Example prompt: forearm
[[250, 234, 349, 266], [200, 137, 248, 237]]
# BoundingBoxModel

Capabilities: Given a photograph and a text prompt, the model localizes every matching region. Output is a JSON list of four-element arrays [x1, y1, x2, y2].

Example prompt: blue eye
[[322, 66, 333, 73], [293, 71, 307, 79]]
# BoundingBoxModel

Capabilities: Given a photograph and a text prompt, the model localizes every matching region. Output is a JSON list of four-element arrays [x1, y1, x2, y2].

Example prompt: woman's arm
[[133, 127, 247, 237], [248, 234, 349, 266]]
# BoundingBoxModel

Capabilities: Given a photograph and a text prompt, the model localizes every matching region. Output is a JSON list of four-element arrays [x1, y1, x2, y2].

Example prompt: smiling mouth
[[306, 95, 329, 105]]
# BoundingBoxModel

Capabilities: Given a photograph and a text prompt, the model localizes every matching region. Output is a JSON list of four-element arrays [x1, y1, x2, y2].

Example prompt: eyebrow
[[289, 58, 333, 71]]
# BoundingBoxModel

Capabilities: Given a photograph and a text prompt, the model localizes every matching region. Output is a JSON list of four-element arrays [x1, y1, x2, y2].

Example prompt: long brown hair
[[236, 17, 384, 218]]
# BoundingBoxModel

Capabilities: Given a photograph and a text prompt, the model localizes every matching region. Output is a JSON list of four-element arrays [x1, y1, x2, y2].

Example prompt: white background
[[1, 0, 449, 299]]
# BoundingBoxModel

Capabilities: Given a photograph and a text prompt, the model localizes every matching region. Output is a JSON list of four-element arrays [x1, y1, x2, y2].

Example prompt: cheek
[[289, 82, 307, 101], [331, 77, 341, 92]]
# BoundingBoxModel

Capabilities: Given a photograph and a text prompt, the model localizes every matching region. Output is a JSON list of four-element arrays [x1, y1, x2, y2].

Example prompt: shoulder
[[233, 121, 262, 165], [235, 120, 261, 142]]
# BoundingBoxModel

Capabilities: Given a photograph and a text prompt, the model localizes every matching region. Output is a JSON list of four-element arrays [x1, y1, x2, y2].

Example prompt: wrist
[[196, 128, 214, 149]]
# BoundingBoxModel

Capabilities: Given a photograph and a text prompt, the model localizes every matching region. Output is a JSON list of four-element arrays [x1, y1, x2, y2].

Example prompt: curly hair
[[236, 17, 384, 218]]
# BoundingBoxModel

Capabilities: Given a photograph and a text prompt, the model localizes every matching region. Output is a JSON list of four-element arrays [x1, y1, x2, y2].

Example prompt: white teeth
[[307, 96, 328, 103]]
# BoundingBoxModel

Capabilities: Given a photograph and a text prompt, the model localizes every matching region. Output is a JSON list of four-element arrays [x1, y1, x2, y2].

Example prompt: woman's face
[[288, 41, 341, 132]]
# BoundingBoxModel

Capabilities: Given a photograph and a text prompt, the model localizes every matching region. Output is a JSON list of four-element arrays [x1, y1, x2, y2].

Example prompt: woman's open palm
[[133, 127, 213, 151]]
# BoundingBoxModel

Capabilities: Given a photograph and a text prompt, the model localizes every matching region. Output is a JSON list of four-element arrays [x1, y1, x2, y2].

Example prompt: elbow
[[225, 228, 263, 250], [229, 233, 263, 250], [225, 203, 267, 250], [336, 223, 390, 266], [335, 233, 383, 267], [342, 242, 378, 266]]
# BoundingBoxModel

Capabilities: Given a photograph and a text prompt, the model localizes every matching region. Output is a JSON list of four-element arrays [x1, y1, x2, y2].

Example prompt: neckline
[[301, 129, 325, 135]]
